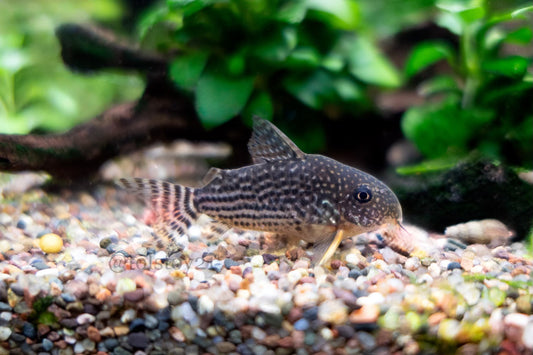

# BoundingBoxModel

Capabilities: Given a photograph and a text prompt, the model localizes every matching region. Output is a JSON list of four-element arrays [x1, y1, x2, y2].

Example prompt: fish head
[[338, 176, 403, 234]]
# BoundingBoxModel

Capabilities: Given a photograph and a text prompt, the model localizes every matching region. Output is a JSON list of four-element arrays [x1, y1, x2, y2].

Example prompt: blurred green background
[[0, 0, 532, 171]]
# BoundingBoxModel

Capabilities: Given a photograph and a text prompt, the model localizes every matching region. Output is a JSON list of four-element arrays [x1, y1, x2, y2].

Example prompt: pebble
[[121, 309, 137, 323], [42, 338, 54, 351], [349, 304, 380, 324], [38, 233, 64, 253], [0, 326, 11, 341], [128, 332, 150, 349], [116, 278, 137, 294], [250, 255, 264, 268], [76, 313, 96, 325], [318, 299, 348, 325], [0, 172, 531, 354], [447, 262, 462, 271]]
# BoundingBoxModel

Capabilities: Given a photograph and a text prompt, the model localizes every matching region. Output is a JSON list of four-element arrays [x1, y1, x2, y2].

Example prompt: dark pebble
[[104, 338, 120, 350], [10, 284, 25, 297], [224, 259, 240, 269], [188, 295, 199, 313], [193, 335, 211, 349], [129, 318, 146, 332], [158, 321, 170, 332], [0, 282, 7, 302], [228, 329, 242, 344], [0, 302, 12, 311], [447, 262, 462, 271], [16, 219, 27, 229], [11, 332, 26, 342], [209, 260, 224, 272], [336, 325, 355, 338], [59, 318, 78, 328], [216, 341, 236, 353], [156, 307, 171, 322], [185, 345, 199, 354], [83, 303, 99, 315], [303, 307, 318, 321], [357, 331, 376, 350], [22, 322, 37, 339], [348, 269, 361, 279], [31, 260, 49, 270], [262, 254, 278, 264], [147, 329, 161, 341], [128, 332, 149, 349], [236, 343, 254, 355], [144, 315, 158, 330], [113, 346, 133, 355]]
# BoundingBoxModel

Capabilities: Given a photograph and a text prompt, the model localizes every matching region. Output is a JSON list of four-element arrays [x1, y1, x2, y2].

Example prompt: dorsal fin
[[247, 117, 305, 164]]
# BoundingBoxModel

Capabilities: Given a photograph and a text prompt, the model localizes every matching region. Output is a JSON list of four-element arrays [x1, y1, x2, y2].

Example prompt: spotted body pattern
[[119, 118, 407, 264]]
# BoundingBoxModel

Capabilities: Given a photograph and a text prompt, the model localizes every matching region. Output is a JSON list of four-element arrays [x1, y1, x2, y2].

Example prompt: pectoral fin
[[312, 229, 344, 266]]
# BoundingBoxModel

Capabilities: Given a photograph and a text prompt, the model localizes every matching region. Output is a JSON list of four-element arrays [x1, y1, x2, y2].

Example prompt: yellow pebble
[[39, 233, 63, 253]]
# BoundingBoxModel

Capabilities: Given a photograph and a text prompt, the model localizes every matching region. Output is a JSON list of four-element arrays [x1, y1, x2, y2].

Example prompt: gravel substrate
[[0, 145, 532, 355]]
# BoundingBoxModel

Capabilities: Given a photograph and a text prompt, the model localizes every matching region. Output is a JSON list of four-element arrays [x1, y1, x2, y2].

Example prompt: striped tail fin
[[117, 178, 199, 245]]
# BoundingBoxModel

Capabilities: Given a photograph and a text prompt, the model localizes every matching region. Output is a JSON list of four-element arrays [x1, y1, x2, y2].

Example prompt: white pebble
[[345, 253, 359, 265], [76, 313, 95, 325], [428, 263, 440, 278], [251, 255, 264, 268], [154, 251, 168, 260], [0, 326, 11, 341], [522, 321, 533, 349], [198, 295, 214, 315], [318, 299, 348, 325], [121, 309, 137, 323], [35, 268, 59, 279], [0, 312, 12, 322], [404, 257, 421, 271], [357, 292, 385, 306], [287, 269, 307, 284], [187, 225, 202, 241], [320, 327, 334, 340]]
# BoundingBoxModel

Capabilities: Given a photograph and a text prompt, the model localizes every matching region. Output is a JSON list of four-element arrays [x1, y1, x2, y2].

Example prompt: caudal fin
[[117, 178, 198, 244]]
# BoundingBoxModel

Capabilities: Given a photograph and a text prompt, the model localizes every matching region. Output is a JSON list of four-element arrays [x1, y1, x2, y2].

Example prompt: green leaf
[[306, 0, 360, 30], [405, 42, 455, 78], [333, 77, 363, 101], [169, 52, 209, 90], [283, 70, 336, 109], [250, 27, 297, 64], [401, 99, 495, 158], [396, 157, 458, 175], [242, 90, 273, 124], [418, 75, 460, 97], [511, 5, 533, 18], [167, 0, 218, 16], [195, 70, 255, 129], [276, 1, 307, 24], [437, 1, 485, 23], [482, 56, 530, 77], [348, 36, 401, 87], [506, 27, 533, 44], [321, 53, 344, 72], [285, 47, 321, 68]]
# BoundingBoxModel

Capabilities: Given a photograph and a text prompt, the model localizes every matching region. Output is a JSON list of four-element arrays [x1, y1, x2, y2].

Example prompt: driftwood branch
[[0, 24, 253, 180]]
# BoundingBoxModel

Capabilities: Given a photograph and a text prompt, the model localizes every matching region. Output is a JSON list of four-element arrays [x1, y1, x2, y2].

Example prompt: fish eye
[[353, 185, 372, 203]]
